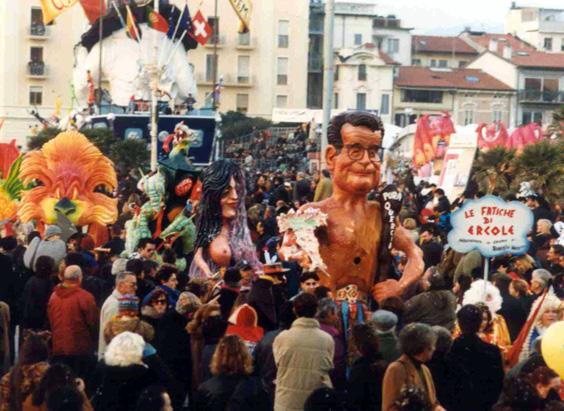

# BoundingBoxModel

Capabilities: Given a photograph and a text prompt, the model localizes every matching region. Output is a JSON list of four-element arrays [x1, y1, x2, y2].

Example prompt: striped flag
[[126, 5, 141, 41]]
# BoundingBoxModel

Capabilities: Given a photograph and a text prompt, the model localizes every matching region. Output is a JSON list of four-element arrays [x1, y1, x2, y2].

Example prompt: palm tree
[[471, 147, 516, 195], [512, 139, 564, 203], [548, 105, 564, 140]]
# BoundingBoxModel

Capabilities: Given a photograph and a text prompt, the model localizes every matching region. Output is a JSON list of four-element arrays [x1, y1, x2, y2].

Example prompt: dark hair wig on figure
[[190, 159, 261, 278], [327, 111, 385, 149]]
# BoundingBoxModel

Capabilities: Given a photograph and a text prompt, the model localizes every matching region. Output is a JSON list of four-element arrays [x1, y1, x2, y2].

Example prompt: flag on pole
[[146, 7, 169, 33], [126, 4, 141, 41], [191, 10, 213, 46], [228, 0, 252, 33], [79, 0, 107, 24], [39, 0, 80, 24]]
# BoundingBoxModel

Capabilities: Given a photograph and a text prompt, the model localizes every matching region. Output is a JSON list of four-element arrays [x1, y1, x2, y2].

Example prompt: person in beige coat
[[382, 323, 445, 411], [273, 293, 334, 411]]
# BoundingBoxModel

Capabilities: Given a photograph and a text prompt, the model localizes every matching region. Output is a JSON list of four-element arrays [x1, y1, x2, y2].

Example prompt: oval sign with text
[[447, 195, 534, 258]]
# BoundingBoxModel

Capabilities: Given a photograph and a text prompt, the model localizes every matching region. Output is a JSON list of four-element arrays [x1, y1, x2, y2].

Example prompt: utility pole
[[150, 0, 159, 171], [321, 0, 335, 166]]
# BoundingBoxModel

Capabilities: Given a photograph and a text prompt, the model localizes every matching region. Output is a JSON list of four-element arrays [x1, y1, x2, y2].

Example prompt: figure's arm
[[193, 247, 213, 278], [372, 224, 424, 302], [393, 225, 425, 293]]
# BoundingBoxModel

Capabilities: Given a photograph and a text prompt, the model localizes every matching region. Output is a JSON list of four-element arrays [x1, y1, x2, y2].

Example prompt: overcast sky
[[340, 0, 564, 35]]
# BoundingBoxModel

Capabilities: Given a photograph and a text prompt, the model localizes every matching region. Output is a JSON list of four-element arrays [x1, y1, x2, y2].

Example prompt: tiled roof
[[412, 35, 477, 54], [465, 33, 534, 54], [395, 66, 514, 91], [508, 49, 564, 69]]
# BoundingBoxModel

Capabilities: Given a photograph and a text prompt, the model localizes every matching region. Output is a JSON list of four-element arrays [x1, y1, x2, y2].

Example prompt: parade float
[[18, 130, 118, 244]]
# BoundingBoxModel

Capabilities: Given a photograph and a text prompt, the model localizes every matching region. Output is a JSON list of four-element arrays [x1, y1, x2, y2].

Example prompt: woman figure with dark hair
[[189, 159, 261, 280], [21, 256, 55, 331], [347, 324, 388, 411], [194, 335, 268, 411], [0, 332, 50, 411]]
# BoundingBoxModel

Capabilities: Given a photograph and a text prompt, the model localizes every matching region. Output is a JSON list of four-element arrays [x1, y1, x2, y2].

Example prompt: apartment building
[[464, 32, 564, 126], [174, 0, 309, 118], [506, 5, 564, 53], [0, 1, 86, 146]]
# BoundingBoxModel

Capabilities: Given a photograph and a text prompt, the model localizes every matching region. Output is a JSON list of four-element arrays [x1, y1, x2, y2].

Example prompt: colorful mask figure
[[0, 140, 23, 222], [18, 131, 117, 243], [124, 170, 166, 255]]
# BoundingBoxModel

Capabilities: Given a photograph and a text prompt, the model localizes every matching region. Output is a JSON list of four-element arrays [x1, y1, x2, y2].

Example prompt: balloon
[[541, 321, 564, 378]]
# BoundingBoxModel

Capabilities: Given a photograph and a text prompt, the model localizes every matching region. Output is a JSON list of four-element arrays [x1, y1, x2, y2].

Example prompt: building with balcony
[[466, 33, 564, 126], [307, 0, 412, 109], [506, 5, 564, 53], [180, 0, 309, 118], [393, 66, 515, 127], [0, 1, 86, 146], [411, 35, 478, 68], [333, 44, 397, 124]]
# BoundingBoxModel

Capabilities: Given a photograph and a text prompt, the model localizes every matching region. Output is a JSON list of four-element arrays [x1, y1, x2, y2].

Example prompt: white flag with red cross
[[192, 10, 213, 46]]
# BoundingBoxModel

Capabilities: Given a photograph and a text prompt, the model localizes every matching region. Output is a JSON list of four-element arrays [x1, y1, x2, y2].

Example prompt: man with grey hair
[[48, 265, 98, 381], [98, 271, 138, 359], [530, 268, 552, 296]]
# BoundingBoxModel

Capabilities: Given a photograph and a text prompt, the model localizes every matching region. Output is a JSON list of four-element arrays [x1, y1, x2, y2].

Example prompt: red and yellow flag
[[39, 0, 80, 24], [146, 7, 169, 33], [126, 5, 140, 41]]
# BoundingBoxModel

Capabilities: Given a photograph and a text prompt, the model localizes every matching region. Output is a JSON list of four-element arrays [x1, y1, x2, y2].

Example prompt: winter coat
[[218, 286, 240, 321], [382, 354, 438, 411], [194, 374, 269, 411], [377, 332, 400, 363], [21, 276, 53, 330], [253, 329, 282, 402], [403, 290, 457, 331], [47, 284, 99, 356], [313, 177, 332, 202], [23, 238, 66, 272], [98, 290, 122, 359], [427, 352, 469, 411], [141, 307, 192, 386], [449, 334, 504, 411], [103, 316, 154, 344], [22, 390, 93, 411], [273, 317, 334, 411], [319, 323, 347, 391], [347, 354, 387, 411], [91, 363, 157, 411]]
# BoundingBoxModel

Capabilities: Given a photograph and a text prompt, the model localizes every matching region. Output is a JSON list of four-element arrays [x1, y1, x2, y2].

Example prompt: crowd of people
[[0, 123, 563, 411], [225, 125, 318, 172]]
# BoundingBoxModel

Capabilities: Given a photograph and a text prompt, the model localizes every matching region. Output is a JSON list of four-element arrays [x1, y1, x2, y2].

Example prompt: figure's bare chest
[[209, 234, 232, 267], [316, 205, 382, 290]]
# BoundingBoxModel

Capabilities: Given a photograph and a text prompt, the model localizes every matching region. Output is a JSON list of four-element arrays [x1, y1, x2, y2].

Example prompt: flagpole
[[321, 0, 335, 167], [212, 0, 219, 110], [150, 0, 159, 171], [97, 0, 104, 111], [158, 3, 185, 68], [163, 29, 188, 69]]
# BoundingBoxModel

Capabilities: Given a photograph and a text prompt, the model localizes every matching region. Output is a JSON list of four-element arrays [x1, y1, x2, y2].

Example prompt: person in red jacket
[[48, 265, 99, 384]]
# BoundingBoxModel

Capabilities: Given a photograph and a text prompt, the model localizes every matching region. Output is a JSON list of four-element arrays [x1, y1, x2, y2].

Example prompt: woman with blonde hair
[[194, 335, 268, 411]]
